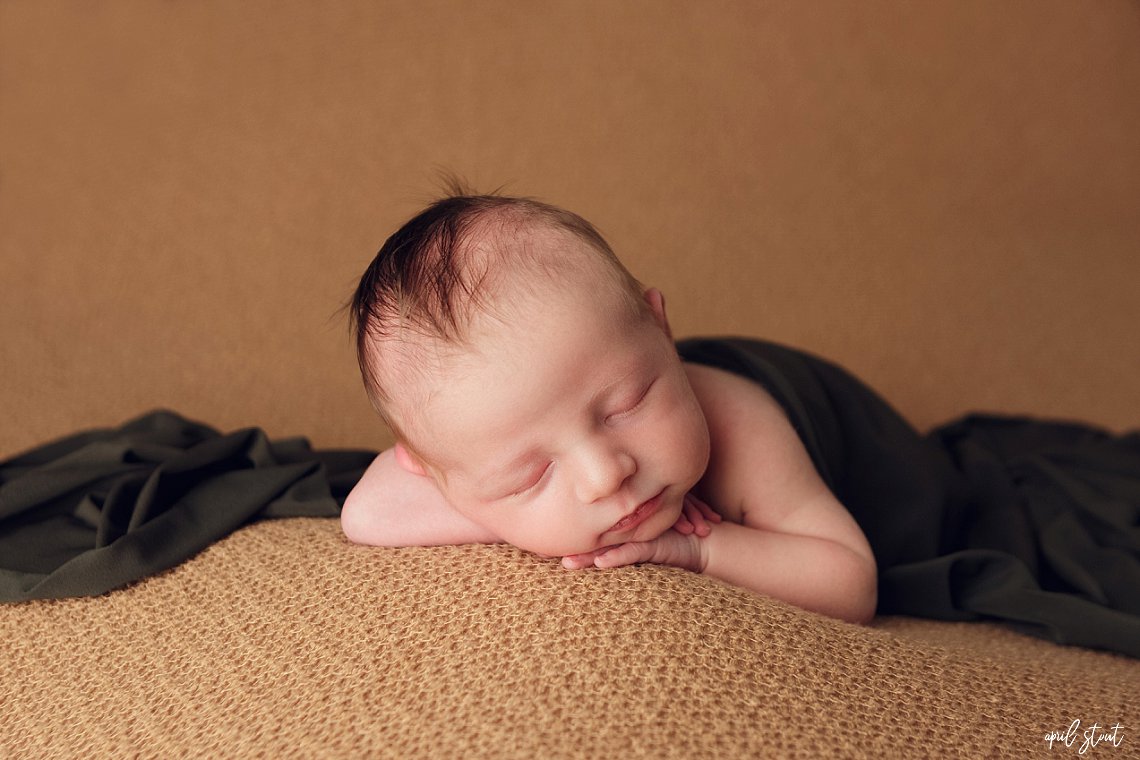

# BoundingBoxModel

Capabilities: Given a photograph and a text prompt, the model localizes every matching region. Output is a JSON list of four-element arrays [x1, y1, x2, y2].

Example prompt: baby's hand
[[670, 492, 722, 537], [561, 529, 706, 573]]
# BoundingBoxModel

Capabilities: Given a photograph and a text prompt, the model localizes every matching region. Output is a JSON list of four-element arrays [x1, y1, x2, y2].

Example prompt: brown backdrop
[[3, 0, 1138, 458]]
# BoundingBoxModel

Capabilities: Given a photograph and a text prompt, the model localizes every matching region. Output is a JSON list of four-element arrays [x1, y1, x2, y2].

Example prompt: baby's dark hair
[[350, 190, 646, 421]]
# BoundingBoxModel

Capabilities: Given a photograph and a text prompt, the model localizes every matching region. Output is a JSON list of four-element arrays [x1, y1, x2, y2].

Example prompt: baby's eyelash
[[608, 380, 655, 421], [505, 463, 551, 498]]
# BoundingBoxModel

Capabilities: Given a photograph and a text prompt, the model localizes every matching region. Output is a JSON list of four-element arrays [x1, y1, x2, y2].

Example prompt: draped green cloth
[[678, 337, 1140, 658], [0, 410, 375, 602]]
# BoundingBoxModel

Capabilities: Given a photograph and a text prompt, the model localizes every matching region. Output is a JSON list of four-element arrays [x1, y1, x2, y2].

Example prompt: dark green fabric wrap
[[0, 410, 375, 602], [678, 337, 1140, 658]]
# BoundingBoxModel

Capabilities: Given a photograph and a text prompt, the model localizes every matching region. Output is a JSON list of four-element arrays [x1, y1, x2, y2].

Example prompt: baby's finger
[[688, 492, 722, 524], [562, 552, 599, 570], [681, 494, 712, 536], [593, 542, 652, 569], [683, 502, 710, 537], [672, 511, 695, 535]]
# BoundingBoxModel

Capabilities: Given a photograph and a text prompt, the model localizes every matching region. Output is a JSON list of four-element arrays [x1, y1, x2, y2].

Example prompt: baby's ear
[[393, 442, 428, 476], [643, 287, 673, 340]]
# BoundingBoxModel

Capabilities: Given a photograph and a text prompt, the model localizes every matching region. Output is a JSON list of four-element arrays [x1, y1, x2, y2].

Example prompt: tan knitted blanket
[[3, 518, 1134, 759]]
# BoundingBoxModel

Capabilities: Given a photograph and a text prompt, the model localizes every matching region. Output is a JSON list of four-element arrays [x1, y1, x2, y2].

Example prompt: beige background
[[2, 0, 1138, 458]]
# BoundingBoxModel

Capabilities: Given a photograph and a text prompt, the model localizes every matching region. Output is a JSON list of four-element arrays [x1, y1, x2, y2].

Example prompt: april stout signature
[[1045, 720, 1124, 754]]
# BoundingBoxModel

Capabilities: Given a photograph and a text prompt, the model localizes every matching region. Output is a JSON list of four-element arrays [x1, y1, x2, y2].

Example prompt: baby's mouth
[[608, 489, 666, 533]]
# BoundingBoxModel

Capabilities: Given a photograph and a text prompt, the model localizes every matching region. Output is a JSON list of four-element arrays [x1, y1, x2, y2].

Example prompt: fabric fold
[[0, 410, 376, 602]]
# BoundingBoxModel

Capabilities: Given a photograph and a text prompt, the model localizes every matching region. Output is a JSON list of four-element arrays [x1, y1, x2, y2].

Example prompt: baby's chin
[[636, 497, 686, 540]]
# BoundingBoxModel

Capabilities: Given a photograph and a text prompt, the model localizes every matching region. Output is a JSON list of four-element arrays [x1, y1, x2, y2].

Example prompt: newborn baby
[[341, 191, 876, 623]]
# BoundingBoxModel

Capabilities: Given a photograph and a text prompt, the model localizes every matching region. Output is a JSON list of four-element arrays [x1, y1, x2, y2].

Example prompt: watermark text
[[1045, 720, 1124, 754]]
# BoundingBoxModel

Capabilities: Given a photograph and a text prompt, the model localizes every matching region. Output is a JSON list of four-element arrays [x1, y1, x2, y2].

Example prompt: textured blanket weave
[[2, 519, 1135, 758]]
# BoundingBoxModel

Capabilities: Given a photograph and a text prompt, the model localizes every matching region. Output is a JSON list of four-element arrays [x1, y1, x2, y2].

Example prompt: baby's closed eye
[[501, 462, 552, 499], [606, 379, 656, 423]]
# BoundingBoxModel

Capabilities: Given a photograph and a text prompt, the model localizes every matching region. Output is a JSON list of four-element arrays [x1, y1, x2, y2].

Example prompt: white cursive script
[[1044, 719, 1125, 754]]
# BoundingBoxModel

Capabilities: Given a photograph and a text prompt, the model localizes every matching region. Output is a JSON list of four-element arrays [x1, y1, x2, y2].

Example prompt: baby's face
[[395, 264, 710, 558]]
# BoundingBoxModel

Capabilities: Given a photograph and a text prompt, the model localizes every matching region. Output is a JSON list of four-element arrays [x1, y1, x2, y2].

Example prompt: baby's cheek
[[502, 515, 595, 558], [682, 399, 712, 471], [664, 379, 711, 451]]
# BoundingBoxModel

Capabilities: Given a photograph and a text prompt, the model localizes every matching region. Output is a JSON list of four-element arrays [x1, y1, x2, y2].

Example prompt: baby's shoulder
[[682, 361, 788, 430], [682, 361, 807, 521]]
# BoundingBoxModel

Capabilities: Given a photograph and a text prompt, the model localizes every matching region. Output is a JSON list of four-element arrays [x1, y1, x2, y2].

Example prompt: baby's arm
[[690, 364, 876, 622], [341, 448, 500, 547], [697, 502, 876, 623], [584, 364, 877, 624]]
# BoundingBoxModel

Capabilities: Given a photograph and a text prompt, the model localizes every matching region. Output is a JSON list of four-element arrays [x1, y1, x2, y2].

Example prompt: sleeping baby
[[340, 190, 1140, 655], [340, 190, 876, 623]]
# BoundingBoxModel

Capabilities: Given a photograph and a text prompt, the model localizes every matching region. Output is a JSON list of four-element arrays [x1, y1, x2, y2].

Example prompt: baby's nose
[[574, 442, 637, 504]]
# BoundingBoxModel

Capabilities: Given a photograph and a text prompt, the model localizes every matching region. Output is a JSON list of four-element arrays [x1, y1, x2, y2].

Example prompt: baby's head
[[351, 192, 710, 556], [351, 194, 646, 425]]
